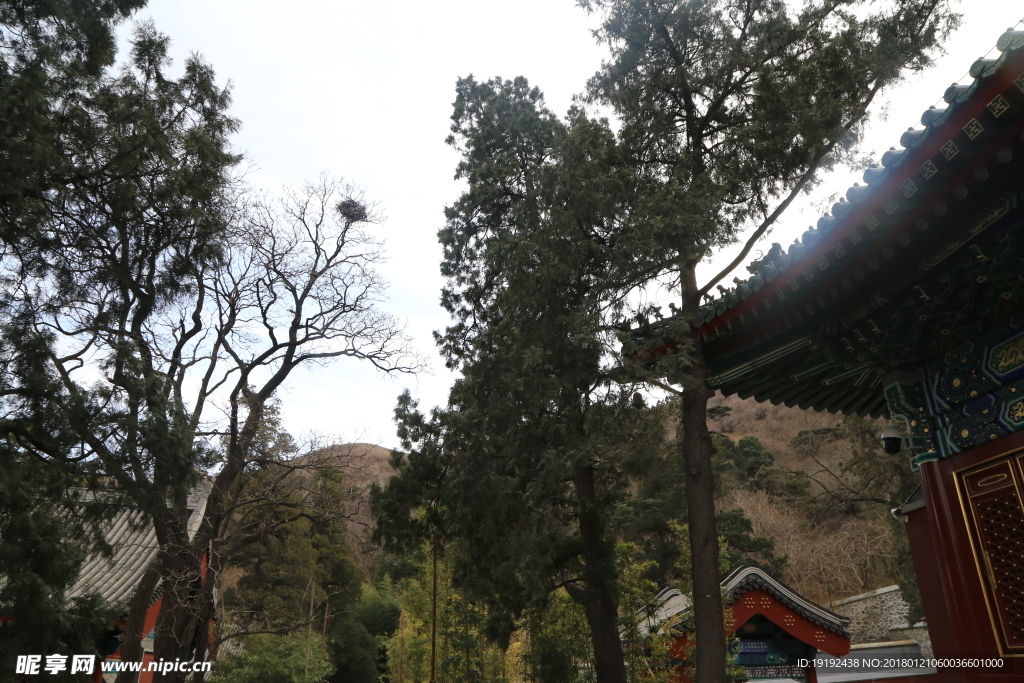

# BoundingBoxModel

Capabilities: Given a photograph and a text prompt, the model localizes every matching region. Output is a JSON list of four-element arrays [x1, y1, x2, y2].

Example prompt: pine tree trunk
[[567, 463, 628, 683], [152, 532, 205, 683], [430, 538, 438, 683], [679, 265, 726, 683]]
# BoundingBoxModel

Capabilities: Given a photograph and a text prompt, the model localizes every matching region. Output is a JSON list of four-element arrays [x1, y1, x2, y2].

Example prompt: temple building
[[647, 566, 852, 683], [637, 27, 1024, 683], [0, 482, 214, 682]]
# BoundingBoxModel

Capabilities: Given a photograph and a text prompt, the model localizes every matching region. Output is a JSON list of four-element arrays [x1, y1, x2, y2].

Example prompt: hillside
[[706, 393, 909, 607], [335, 398, 910, 608], [315, 443, 396, 577]]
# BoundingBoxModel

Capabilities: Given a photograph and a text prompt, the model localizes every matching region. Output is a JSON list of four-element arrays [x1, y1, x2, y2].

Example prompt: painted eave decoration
[[632, 29, 1024, 419]]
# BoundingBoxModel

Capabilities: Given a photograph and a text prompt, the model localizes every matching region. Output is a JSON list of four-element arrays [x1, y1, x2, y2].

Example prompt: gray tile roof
[[68, 480, 212, 607], [68, 508, 158, 605]]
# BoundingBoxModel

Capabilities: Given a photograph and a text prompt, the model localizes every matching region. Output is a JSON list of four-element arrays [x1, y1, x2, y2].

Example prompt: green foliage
[[382, 543, 511, 683], [1, 0, 148, 249], [357, 581, 401, 639], [520, 591, 594, 683], [212, 633, 334, 683], [789, 427, 845, 451], [579, 0, 958, 270], [706, 405, 732, 421], [718, 437, 774, 482], [616, 544, 674, 683], [714, 510, 785, 578], [223, 468, 379, 683], [713, 435, 808, 504], [0, 446, 118, 664]]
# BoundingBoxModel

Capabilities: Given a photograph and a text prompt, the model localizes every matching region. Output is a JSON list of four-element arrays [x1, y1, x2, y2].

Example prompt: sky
[[118, 1, 1024, 449]]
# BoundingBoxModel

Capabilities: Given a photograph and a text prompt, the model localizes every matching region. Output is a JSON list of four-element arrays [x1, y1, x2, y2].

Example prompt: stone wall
[[832, 585, 933, 658]]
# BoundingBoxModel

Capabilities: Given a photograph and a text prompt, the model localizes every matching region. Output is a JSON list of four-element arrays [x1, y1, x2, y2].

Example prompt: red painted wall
[[910, 431, 1024, 682]]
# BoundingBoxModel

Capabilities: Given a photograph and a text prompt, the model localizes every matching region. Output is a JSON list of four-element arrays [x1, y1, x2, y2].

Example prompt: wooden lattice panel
[[958, 452, 1024, 654], [974, 494, 1024, 640]]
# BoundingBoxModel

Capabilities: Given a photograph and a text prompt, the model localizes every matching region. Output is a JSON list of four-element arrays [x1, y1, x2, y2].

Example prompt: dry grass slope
[[707, 393, 899, 607]]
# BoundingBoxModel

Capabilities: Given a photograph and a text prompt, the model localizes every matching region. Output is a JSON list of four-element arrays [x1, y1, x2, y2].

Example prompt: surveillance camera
[[880, 426, 903, 454]]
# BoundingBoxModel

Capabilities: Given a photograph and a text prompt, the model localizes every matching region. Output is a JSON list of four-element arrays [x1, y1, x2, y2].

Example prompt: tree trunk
[[189, 555, 218, 683], [151, 532, 205, 683], [679, 264, 727, 683], [566, 463, 628, 683], [116, 565, 161, 683], [430, 538, 438, 683]]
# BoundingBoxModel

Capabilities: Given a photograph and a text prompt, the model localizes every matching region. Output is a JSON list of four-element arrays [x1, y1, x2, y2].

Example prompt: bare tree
[[2, 170, 418, 680], [143, 177, 420, 677]]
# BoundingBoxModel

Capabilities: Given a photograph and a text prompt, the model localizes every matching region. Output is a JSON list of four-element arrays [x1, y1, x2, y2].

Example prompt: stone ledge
[[833, 584, 901, 606]]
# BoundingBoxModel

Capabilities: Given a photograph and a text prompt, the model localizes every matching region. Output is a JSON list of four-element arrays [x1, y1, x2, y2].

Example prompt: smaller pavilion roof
[[720, 566, 850, 637], [646, 566, 850, 639]]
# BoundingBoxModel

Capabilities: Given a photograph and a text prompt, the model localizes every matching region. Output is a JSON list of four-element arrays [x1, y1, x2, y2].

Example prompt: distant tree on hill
[[706, 405, 732, 421]]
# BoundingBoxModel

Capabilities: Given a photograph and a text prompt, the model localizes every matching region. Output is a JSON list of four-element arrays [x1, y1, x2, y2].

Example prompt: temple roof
[[645, 565, 851, 638], [634, 28, 1024, 416], [67, 481, 211, 606], [721, 566, 850, 636], [698, 29, 1024, 330]]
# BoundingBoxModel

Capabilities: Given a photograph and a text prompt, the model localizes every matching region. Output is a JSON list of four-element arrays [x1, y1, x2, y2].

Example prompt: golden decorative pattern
[[1009, 401, 1024, 423], [1016, 72, 1024, 93], [832, 243, 846, 258], [901, 178, 917, 197], [817, 255, 829, 271], [941, 140, 960, 160], [847, 228, 862, 245], [864, 213, 879, 230], [919, 200, 1009, 269], [802, 267, 814, 283], [963, 118, 984, 140], [988, 94, 1010, 118], [920, 159, 938, 179], [992, 336, 1024, 373], [978, 474, 1009, 488], [883, 197, 898, 215], [974, 493, 1024, 640]]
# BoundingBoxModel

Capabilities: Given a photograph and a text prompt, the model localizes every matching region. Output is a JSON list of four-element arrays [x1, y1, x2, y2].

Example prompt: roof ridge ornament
[[996, 29, 1024, 53]]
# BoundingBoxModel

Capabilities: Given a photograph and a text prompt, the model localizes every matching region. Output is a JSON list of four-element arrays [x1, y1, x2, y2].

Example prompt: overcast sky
[[118, 1, 1023, 449]]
